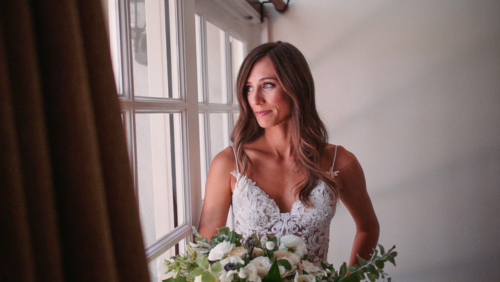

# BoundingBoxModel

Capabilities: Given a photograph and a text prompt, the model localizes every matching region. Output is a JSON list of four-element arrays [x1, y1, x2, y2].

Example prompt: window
[[103, 0, 261, 281]]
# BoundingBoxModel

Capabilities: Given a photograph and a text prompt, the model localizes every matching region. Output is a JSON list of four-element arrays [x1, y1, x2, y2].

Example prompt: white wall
[[267, 1, 500, 281]]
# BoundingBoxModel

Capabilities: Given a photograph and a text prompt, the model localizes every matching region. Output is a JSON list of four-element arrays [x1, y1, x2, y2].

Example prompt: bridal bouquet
[[161, 227, 397, 282]]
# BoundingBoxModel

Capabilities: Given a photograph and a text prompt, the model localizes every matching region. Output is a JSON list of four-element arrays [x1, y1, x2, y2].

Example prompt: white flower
[[238, 268, 248, 279], [294, 272, 316, 282], [194, 275, 202, 282], [279, 235, 308, 258], [244, 263, 262, 282], [220, 256, 245, 267], [277, 257, 297, 278], [228, 246, 248, 258], [208, 241, 234, 261], [249, 256, 273, 278], [265, 241, 276, 250], [274, 250, 301, 266], [299, 260, 321, 275], [252, 247, 264, 257]]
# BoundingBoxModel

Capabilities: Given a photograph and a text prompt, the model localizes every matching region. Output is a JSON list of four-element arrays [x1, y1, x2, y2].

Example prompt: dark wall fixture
[[260, 0, 290, 22]]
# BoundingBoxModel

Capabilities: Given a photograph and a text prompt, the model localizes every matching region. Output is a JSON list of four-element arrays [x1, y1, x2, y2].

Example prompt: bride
[[198, 41, 379, 266]]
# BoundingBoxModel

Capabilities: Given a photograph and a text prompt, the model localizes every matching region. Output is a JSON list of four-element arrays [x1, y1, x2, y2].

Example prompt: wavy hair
[[231, 41, 338, 205]]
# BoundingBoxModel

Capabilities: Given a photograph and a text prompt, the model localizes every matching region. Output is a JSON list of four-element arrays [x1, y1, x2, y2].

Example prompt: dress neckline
[[232, 170, 335, 215]]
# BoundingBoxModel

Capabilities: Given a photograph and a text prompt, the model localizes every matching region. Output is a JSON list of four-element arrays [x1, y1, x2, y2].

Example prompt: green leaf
[[370, 249, 378, 261], [189, 267, 205, 278], [347, 265, 359, 273], [277, 259, 291, 270], [211, 262, 222, 275], [192, 227, 203, 238], [163, 277, 187, 282], [218, 227, 230, 236], [367, 273, 377, 282], [339, 262, 347, 277], [357, 255, 368, 266], [387, 245, 396, 253], [201, 272, 216, 282], [388, 256, 396, 266], [375, 260, 384, 269], [367, 265, 378, 278], [228, 231, 236, 243], [197, 256, 209, 270], [263, 259, 281, 282], [378, 244, 385, 255], [320, 261, 329, 270], [391, 251, 398, 258]]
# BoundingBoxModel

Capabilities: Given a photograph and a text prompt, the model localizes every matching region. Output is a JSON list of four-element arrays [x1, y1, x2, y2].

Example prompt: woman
[[198, 41, 379, 266]]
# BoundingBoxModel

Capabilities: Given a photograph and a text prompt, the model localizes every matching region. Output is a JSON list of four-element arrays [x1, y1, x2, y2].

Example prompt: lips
[[255, 110, 272, 117]]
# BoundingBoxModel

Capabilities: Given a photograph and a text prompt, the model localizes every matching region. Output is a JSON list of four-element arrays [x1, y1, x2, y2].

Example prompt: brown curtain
[[0, 0, 150, 281]]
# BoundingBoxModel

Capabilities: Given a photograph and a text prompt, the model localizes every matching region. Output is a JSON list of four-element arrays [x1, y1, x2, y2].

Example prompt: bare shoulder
[[327, 144, 360, 171], [325, 144, 365, 190], [210, 146, 237, 173]]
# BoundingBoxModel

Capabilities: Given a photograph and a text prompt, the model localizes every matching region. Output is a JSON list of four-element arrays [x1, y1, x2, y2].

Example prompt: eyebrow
[[246, 76, 278, 84]]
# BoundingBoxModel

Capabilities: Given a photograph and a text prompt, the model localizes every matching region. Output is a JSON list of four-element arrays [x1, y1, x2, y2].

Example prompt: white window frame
[[106, 0, 262, 269]]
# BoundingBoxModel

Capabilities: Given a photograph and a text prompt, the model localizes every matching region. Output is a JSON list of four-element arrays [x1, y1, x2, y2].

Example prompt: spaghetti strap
[[231, 145, 240, 173], [329, 145, 338, 174]]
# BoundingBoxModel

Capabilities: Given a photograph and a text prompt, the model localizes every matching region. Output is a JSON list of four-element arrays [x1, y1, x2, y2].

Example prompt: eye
[[244, 85, 254, 93], [263, 82, 275, 89]]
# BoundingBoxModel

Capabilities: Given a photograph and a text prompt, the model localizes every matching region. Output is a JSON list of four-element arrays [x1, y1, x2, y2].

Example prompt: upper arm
[[198, 146, 235, 239], [336, 147, 379, 233]]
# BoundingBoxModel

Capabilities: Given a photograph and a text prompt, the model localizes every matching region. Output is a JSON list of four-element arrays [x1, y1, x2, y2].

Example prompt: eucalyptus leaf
[[357, 255, 368, 266], [367, 265, 378, 277], [189, 267, 205, 278], [347, 265, 359, 273], [367, 273, 377, 282], [201, 272, 216, 282], [388, 256, 396, 266], [211, 262, 222, 275], [378, 244, 385, 255], [197, 256, 209, 270], [218, 227, 230, 236], [339, 262, 347, 277], [375, 260, 384, 269]]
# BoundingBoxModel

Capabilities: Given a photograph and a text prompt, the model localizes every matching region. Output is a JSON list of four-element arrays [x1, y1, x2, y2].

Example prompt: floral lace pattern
[[231, 170, 338, 263]]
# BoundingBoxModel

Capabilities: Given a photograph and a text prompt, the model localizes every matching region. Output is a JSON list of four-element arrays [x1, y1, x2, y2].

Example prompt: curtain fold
[[0, 0, 150, 281]]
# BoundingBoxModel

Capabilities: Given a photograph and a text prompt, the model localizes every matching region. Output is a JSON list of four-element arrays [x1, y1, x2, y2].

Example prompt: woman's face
[[245, 56, 293, 129]]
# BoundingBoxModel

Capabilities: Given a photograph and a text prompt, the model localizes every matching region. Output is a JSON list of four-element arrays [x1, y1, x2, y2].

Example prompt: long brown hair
[[231, 41, 338, 205]]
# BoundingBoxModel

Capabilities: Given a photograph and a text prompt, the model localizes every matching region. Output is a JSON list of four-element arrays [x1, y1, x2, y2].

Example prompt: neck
[[262, 120, 294, 160]]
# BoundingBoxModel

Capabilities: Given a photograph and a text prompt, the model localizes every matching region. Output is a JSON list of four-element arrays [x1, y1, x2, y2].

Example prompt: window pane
[[136, 113, 184, 248], [195, 14, 204, 103], [209, 113, 229, 161], [206, 21, 227, 104], [130, 0, 179, 98], [148, 238, 187, 282], [199, 113, 207, 199], [103, 0, 122, 94], [230, 37, 244, 105]]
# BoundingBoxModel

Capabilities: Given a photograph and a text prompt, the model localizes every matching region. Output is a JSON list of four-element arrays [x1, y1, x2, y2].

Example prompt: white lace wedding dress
[[231, 146, 339, 263]]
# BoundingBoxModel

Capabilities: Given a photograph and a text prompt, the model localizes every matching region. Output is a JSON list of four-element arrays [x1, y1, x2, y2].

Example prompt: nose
[[248, 88, 264, 106]]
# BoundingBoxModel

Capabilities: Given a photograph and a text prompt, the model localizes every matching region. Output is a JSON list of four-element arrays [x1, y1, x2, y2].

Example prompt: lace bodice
[[230, 146, 339, 263]]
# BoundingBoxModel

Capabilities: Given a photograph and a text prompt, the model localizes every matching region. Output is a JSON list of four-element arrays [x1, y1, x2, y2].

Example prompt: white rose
[[277, 257, 297, 278], [252, 247, 264, 257], [299, 260, 321, 275], [279, 235, 308, 258], [228, 246, 248, 258], [194, 275, 202, 282], [294, 272, 316, 282], [265, 241, 276, 250], [238, 268, 248, 279], [249, 256, 273, 278], [208, 241, 234, 261], [274, 250, 301, 266], [244, 263, 262, 282]]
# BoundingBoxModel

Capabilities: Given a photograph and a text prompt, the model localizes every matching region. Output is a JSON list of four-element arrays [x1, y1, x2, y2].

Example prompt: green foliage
[[164, 227, 397, 282]]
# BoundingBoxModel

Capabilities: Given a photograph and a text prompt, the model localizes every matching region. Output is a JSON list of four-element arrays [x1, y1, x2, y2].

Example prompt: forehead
[[247, 56, 277, 81]]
